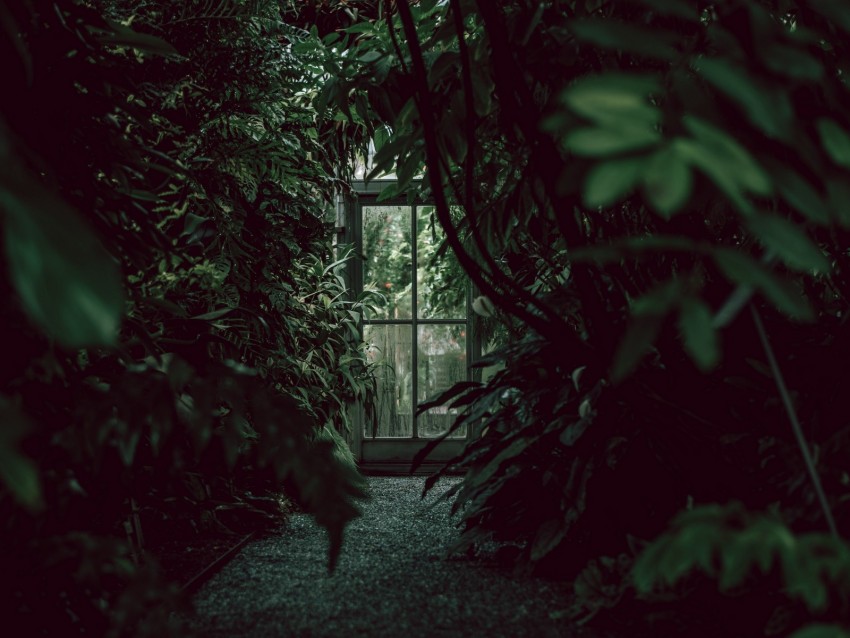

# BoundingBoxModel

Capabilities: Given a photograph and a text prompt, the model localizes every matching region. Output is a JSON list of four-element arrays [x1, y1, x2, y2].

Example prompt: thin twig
[[750, 303, 838, 538]]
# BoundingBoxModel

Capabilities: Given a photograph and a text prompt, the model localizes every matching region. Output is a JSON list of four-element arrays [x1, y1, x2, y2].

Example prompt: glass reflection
[[417, 324, 467, 438], [417, 206, 466, 320], [363, 205, 412, 319], [363, 324, 413, 437]]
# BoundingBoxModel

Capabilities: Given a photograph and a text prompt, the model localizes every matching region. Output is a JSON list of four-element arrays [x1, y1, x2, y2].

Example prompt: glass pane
[[417, 324, 467, 438], [417, 206, 466, 320], [363, 205, 412, 319], [479, 335, 506, 385], [363, 324, 413, 438]]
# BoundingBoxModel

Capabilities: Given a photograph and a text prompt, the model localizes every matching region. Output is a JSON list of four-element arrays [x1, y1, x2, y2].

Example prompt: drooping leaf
[[679, 298, 719, 370], [816, 119, 850, 169], [376, 182, 401, 202], [760, 44, 823, 81], [682, 116, 772, 196], [1, 172, 124, 347], [789, 625, 850, 638], [98, 22, 179, 57], [673, 138, 749, 213], [568, 19, 678, 60], [775, 169, 831, 226], [713, 249, 814, 321], [827, 179, 850, 227], [695, 57, 792, 140], [561, 74, 661, 127], [746, 215, 830, 273], [632, 278, 684, 317], [643, 144, 693, 217], [583, 157, 644, 207], [531, 518, 569, 561], [611, 315, 663, 382], [0, 400, 41, 511], [564, 126, 661, 157]]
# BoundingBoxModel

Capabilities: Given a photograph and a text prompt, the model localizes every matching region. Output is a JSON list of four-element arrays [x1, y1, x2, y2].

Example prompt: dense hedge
[[0, 1, 373, 634]]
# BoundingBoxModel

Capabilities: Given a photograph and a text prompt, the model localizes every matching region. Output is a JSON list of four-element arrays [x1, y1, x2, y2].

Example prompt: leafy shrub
[[0, 0, 374, 633], [324, 0, 850, 634], [631, 502, 850, 635]]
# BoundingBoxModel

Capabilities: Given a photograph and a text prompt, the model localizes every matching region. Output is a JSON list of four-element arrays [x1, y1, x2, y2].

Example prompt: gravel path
[[191, 476, 600, 638]]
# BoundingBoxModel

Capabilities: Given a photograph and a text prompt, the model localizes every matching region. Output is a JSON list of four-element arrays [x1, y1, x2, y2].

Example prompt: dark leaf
[[565, 126, 661, 156], [695, 57, 792, 140], [746, 215, 830, 273], [679, 298, 720, 370], [1, 172, 124, 347], [0, 400, 41, 511], [713, 249, 814, 321], [643, 144, 693, 217], [583, 157, 644, 207], [816, 119, 850, 169], [569, 19, 678, 60], [611, 315, 663, 382]]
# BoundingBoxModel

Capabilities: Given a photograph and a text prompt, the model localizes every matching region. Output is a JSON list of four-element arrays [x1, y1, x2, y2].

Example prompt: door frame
[[341, 179, 477, 474]]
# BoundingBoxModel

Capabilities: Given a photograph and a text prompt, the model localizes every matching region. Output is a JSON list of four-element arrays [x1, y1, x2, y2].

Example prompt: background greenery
[[315, 0, 850, 636], [6, 0, 850, 636], [0, 0, 376, 635]]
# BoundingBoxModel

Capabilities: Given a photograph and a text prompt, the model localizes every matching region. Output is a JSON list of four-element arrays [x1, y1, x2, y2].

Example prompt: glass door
[[355, 195, 471, 471]]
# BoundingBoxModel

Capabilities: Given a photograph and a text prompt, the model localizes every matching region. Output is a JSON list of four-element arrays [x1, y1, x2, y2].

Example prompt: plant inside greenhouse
[[3, 0, 850, 636]]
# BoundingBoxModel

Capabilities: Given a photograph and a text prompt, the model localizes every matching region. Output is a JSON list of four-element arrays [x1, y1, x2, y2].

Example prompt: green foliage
[[1, 168, 123, 347], [325, 0, 850, 634], [630, 503, 850, 635], [633, 503, 850, 611], [0, 400, 40, 511], [791, 625, 850, 638], [0, 0, 375, 633]]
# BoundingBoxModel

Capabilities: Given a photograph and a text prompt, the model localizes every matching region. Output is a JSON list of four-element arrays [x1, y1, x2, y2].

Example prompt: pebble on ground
[[191, 476, 602, 638]]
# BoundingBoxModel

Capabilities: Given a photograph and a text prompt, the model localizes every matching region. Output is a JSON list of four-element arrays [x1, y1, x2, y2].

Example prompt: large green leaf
[[760, 44, 823, 81], [98, 23, 178, 56], [682, 117, 772, 195], [583, 157, 644, 207], [569, 19, 678, 60], [713, 249, 814, 321], [643, 144, 693, 217], [1, 172, 124, 347], [565, 126, 661, 157], [0, 400, 41, 511], [816, 119, 850, 169], [679, 298, 719, 371], [531, 518, 569, 562], [671, 117, 771, 215], [776, 169, 831, 226], [632, 278, 684, 317], [827, 179, 850, 227], [612, 279, 683, 381], [695, 57, 793, 140], [561, 74, 661, 128], [611, 315, 663, 383], [746, 215, 830, 273], [789, 625, 850, 638]]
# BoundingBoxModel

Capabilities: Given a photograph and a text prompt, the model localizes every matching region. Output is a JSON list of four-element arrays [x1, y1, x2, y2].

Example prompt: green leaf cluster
[[0, 0, 377, 632], [634, 502, 850, 616]]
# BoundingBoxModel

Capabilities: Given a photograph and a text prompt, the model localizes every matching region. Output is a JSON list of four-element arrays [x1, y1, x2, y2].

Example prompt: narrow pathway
[[191, 477, 597, 637]]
